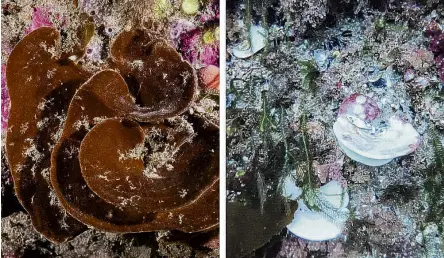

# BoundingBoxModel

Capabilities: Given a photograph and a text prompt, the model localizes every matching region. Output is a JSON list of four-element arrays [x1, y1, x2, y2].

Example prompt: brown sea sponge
[[6, 27, 91, 243], [6, 25, 219, 243], [50, 69, 219, 233], [109, 28, 197, 121]]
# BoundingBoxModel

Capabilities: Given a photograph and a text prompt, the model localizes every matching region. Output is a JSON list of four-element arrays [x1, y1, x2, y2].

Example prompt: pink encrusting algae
[[425, 20, 444, 83], [201, 45, 219, 66], [25, 7, 54, 34], [1, 65, 9, 131], [199, 0, 219, 23], [179, 28, 201, 65], [172, 0, 219, 67], [178, 28, 220, 67], [337, 93, 380, 121], [170, 19, 196, 47]]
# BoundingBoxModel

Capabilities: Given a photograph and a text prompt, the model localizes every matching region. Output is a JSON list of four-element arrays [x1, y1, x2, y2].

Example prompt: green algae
[[424, 128, 444, 231], [299, 59, 320, 93]]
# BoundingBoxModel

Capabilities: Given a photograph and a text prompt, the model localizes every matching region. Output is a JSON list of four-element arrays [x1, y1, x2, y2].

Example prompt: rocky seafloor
[[1, 0, 219, 257], [227, 0, 444, 257]]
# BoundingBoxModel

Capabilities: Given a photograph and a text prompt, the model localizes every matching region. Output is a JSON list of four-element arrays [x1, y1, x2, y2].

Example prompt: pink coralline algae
[[202, 235, 220, 250], [179, 28, 201, 65], [315, 158, 347, 187], [1, 65, 9, 131], [425, 21, 444, 82], [201, 45, 219, 66], [199, 0, 219, 23], [25, 7, 54, 34], [338, 93, 380, 121], [425, 20, 442, 38], [278, 237, 346, 258], [170, 19, 196, 46], [429, 33, 444, 53], [177, 27, 219, 67], [172, 0, 219, 67]]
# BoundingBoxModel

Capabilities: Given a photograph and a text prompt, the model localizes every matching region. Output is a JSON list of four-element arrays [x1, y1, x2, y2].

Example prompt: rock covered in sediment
[[333, 94, 421, 166]]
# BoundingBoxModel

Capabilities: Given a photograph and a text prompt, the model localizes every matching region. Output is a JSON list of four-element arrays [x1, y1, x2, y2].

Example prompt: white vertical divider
[[219, 0, 227, 256]]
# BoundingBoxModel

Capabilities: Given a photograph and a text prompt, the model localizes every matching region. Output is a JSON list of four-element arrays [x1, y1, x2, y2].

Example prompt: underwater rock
[[199, 0, 219, 23], [405, 49, 434, 71], [369, 77, 387, 88], [366, 66, 384, 83], [404, 69, 415, 82], [333, 94, 421, 166], [286, 181, 350, 241], [1, 144, 23, 217], [84, 37, 103, 63], [226, 93, 236, 108], [315, 158, 346, 186], [417, 223, 444, 258], [232, 25, 267, 59], [313, 49, 330, 72], [366, 66, 396, 89], [323, 37, 345, 51], [412, 76, 430, 88]]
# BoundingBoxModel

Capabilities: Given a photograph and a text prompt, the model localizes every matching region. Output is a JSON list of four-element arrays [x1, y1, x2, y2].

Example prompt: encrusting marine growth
[[6, 25, 219, 243]]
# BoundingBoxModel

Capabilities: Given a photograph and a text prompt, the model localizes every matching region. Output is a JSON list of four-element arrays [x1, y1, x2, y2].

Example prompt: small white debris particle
[[179, 189, 188, 198]]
